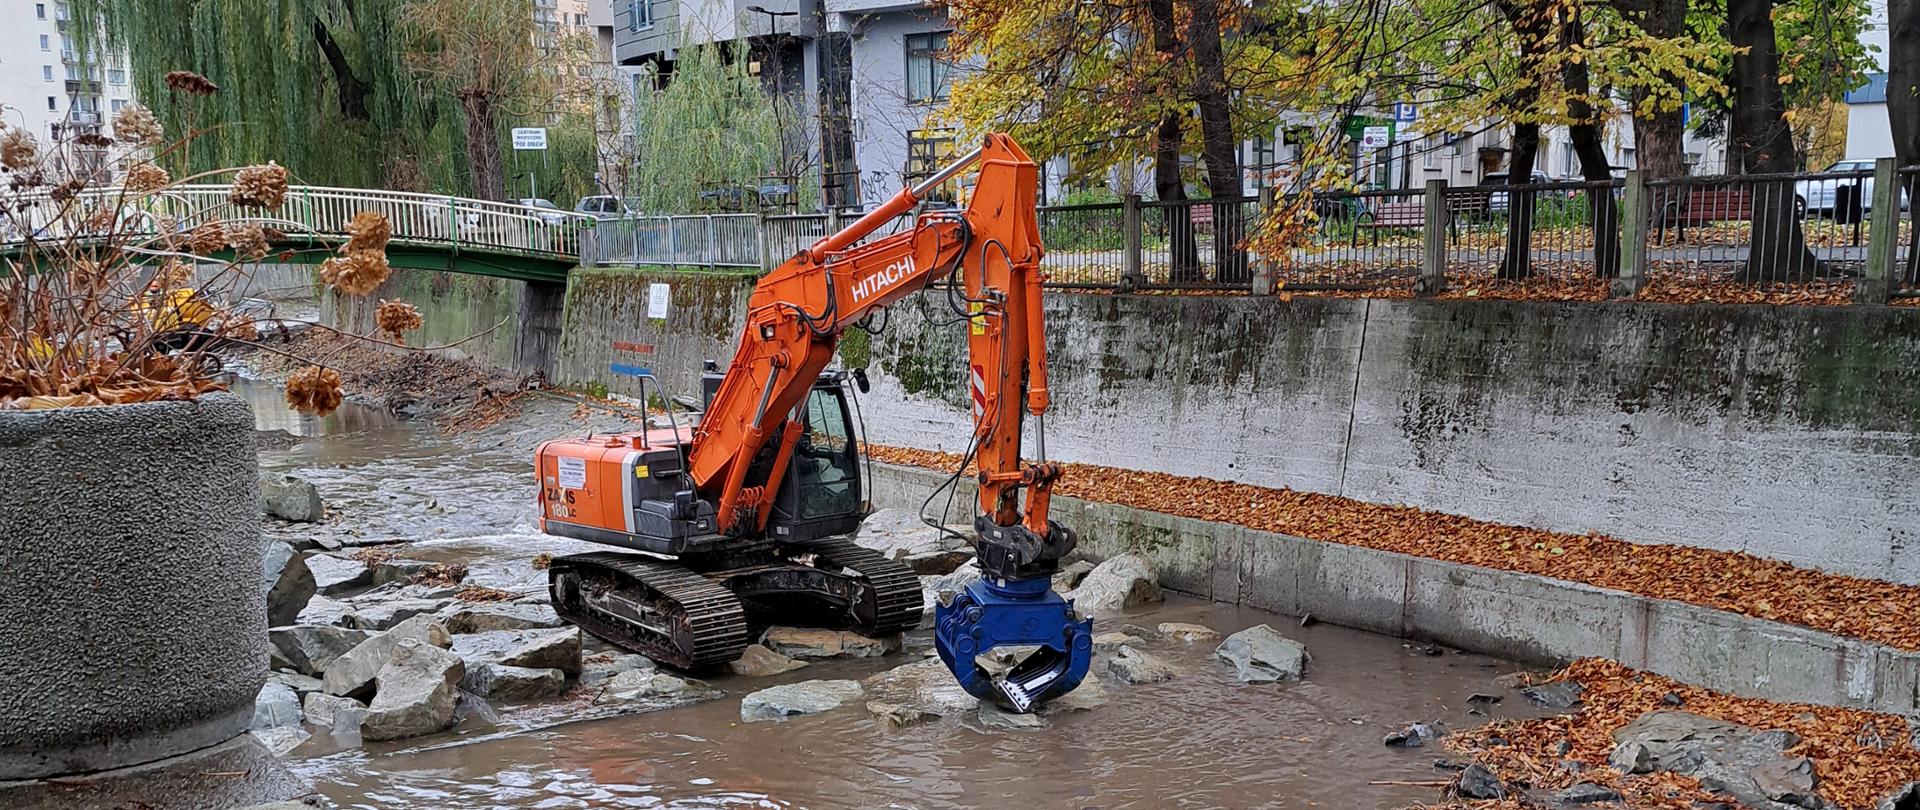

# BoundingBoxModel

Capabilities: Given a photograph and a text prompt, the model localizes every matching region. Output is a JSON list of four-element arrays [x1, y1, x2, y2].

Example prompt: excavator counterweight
[[535, 134, 1091, 710]]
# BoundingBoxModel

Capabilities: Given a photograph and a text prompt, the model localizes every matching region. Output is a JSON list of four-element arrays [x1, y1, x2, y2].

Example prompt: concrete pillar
[[1121, 193, 1144, 291], [1858, 157, 1900, 304], [1253, 186, 1276, 295], [1419, 179, 1447, 296], [515, 279, 567, 381], [1612, 170, 1650, 298]]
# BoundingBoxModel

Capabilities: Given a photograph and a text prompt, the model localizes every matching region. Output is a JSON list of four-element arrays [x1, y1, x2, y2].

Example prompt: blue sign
[[609, 363, 653, 378], [1391, 103, 1418, 123]]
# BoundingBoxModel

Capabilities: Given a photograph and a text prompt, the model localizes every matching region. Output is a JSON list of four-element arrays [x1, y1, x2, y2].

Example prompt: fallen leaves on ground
[[866, 444, 1920, 652], [409, 562, 468, 588], [350, 547, 397, 568], [1442, 659, 1920, 809], [454, 585, 516, 602]]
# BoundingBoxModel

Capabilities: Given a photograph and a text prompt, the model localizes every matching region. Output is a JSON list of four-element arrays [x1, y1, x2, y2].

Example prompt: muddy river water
[[239, 379, 1546, 809]]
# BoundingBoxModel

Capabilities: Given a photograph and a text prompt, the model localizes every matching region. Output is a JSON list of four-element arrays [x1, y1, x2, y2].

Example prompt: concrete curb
[[869, 461, 1920, 715]]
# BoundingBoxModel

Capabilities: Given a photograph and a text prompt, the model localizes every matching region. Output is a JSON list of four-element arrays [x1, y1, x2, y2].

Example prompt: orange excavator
[[534, 134, 1092, 711]]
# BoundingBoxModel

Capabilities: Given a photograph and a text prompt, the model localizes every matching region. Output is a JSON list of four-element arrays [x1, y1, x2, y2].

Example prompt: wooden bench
[[1353, 201, 1433, 246], [1660, 187, 1753, 238]]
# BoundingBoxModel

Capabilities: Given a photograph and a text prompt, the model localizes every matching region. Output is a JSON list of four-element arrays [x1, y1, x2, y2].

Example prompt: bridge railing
[[0, 184, 597, 260]]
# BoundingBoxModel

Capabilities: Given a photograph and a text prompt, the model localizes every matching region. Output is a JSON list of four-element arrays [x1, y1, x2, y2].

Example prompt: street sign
[[511, 127, 549, 151], [1360, 126, 1393, 151], [1391, 103, 1417, 123]]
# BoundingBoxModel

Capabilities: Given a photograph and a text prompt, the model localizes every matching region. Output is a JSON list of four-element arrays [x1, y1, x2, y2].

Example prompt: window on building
[[627, 0, 650, 30], [36, 3, 45, 18], [905, 31, 952, 104], [40, 34, 50, 50], [46, 97, 57, 111], [109, 69, 125, 85], [42, 65, 53, 81], [905, 128, 959, 200], [111, 98, 125, 112]]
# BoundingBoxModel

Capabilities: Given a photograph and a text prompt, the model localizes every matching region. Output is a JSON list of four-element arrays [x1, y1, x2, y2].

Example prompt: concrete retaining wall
[[0, 394, 267, 779], [867, 461, 1920, 715], [322, 268, 528, 372], [858, 295, 1920, 583], [552, 267, 760, 401]]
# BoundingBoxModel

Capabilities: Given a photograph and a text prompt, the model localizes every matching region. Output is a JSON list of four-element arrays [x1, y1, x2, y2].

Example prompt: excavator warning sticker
[[969, 301, 986, 335], [970, 364, 987, 417], [557, 457, 587, 489]]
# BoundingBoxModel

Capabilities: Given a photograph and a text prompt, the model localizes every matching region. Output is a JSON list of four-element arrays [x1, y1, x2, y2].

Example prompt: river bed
[[240, 379, 1548, 809]]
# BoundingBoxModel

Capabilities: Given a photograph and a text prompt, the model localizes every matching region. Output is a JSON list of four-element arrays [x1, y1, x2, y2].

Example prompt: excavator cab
[[701, 365, 865, 544]]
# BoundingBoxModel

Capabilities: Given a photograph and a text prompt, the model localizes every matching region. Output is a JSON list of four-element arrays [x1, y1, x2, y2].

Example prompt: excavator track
[[548, 551, 750, 670], [797, 537, 925, 636]]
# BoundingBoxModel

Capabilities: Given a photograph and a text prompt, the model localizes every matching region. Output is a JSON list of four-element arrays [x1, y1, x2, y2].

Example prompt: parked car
[[575, 195, 637, 219], [1794, 159, 1910, 216], [1483, 171, 1553, 214], [515, 197, 569, 226]]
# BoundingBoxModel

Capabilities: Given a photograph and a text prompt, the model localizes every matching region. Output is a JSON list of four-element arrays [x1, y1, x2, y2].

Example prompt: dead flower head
[[112, 104, 165, 148], [230, 162, 288, 209], [153, 258, 193, 289], [285, 365, 343, 416], [124, 162, 170, 193], [224, 222, 269, 261], [345, 211, 391, 253], [163, 70, 219, 96], [3, 130, 40, 171], [374, 299, 424, 341], [223, 315, 259, 341], [319, 249, 391, 296], [185, 223, 227, 255]]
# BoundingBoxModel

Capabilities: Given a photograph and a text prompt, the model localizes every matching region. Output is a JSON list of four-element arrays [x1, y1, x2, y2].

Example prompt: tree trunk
[[1890, 0, 1919, 285], [458, 90, 505, 201], [1500, 124, 1541, 280], [312, 18, 371, 122], [1146, 0, 1201, 282], [1186, 0, 1248, 284], [1563, 12, 1620, 278], [1615, 0, 1689, 232], [1728, 0, 1822, 281]]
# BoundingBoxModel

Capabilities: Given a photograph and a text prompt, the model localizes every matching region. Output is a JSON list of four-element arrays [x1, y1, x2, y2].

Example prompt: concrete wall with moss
[[322, 268, 526, 370], [552, 266, 762, 401], [859, 296, 1920, 584]]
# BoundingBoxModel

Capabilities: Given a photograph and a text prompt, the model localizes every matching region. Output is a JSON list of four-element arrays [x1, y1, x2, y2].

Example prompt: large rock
[[594, 669, 721, 704], [442, 602, 563, 634], [346, 598, 455, 631], [740, 680, 864, 722], [267, 671, 324, 697], [322, 614, 452, 699], [361, 639, 464, 741], [1609, 712, 1819, 810], [1157, 622, 1221, 644], [269, 625, 373, 678], [262, 541, 315, 628], [450, 627, 583, 675], [580, 651, 656, 687], [1066, 554, 1162, 616], [729, 643, 809, 677], [250, 682, 303, 730], [861, 658, 978, 720], [302, 693, 367, 731], [1051, 560, 1096, 594], [763, 627, 900, 660], [261, 474, 324, 523], [306, 553, 372, 595], [855, 509, 971, 574], [977, 703, 1047, 731], [1215, 624, 1310, 683], [249, 726, 310, 757], [461, 663, 567, 701], [296, 595, 354, 627], [1106, 646, 1177, 684]]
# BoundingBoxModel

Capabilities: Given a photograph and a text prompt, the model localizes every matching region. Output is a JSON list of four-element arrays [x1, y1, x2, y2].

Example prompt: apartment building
[[1843, 0, 1893, 162], [0, 1, 135, 181]]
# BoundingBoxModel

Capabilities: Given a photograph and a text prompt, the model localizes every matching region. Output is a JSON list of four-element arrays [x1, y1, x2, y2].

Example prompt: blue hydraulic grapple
[[932, 516, 1093, 712]]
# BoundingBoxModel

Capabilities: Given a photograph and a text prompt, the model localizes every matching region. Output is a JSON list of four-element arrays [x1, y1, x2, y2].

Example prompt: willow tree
[[398, 0, 542, 201], [75, 0, 445, 187], [627, 42, 783, 213]]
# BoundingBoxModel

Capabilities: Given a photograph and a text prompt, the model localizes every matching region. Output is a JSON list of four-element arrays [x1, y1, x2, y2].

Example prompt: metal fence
[[580, 214, 761, 268], [580, 162, 1920, 305]]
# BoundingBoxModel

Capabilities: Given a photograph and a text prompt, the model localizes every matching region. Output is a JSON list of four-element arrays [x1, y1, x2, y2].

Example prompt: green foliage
[[1684, 0, 1877, 142], [627, 42, 783, 213]]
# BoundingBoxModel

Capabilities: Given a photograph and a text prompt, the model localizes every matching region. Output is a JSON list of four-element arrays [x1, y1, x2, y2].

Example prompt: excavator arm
[[691, 134, 1091, 709]]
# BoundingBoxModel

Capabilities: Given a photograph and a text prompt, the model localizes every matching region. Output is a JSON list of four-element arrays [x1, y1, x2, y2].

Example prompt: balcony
[[64, 80, 100, 95]]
